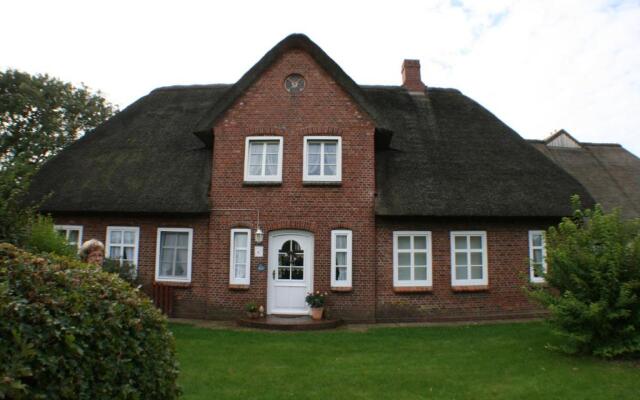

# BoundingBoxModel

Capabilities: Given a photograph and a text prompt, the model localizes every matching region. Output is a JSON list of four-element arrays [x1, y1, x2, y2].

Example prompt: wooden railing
[[152, 283, 174, 316]]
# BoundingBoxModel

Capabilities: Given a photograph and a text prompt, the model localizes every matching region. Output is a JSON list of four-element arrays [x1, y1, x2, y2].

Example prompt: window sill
[[154, 281, 191, 288], [451, 285, 489, 293], [228, 284, 250, 290], [331, 286, 352, 292], [243, 181, 282, 186], [393, 286, 432, 293], [529, 280, 547, 287], [302, 181, 342, 186]]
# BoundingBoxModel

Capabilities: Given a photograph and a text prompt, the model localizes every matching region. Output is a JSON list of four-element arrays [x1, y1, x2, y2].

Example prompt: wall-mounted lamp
[[255, 227, 264, 244]]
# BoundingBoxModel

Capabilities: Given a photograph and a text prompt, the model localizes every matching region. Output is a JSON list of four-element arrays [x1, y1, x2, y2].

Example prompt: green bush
[[0, 244, 180, 399], [529, 197, 640, 358], [102, 258, 139, 286], [23, 215, 77, 257]]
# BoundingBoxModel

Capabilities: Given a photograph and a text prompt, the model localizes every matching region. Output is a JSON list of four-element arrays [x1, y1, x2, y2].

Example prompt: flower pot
[[311, 307, 324, 320], [246, 311, 259, 319]]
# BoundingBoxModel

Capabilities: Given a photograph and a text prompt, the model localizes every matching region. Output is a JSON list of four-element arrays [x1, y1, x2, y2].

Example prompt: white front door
[[267, 231, 314, 315]]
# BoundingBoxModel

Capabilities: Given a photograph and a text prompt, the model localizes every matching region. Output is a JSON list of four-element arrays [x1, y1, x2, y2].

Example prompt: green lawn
[[171, 322, 639, 400]]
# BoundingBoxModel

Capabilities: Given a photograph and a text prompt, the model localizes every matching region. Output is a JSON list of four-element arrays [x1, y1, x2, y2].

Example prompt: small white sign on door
[[254, 245, 263, 258]]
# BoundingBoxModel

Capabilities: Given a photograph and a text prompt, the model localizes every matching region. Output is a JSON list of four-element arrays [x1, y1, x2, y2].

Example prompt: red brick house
[[30, 34, 615, 322]]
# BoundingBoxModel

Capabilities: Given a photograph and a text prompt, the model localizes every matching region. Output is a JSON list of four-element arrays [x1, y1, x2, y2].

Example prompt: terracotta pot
[[311, 307, 324, 320], [246, 311, 259, 319]]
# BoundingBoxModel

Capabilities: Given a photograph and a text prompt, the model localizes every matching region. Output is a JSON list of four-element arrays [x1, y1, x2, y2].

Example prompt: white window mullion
[[230, 228, 251, 285], [331, 230, 352, 288], [451, 231, 487, 287], [393, 231, 432, 288], [155, 228, 193, 283], [244, 136, 283, 182]]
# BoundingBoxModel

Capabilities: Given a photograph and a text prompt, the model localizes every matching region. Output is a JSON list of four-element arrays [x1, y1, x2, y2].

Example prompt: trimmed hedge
[[0, 243, 180, 399]]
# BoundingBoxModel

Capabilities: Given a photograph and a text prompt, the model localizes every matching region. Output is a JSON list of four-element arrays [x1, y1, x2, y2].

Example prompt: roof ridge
[[151, 84, 232, 93]]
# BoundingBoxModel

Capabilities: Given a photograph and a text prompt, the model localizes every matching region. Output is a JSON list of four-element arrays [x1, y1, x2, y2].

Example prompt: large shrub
[[0, 244, 180, 399], [23, 214, 77, 258], [530, 197, 640, 358]]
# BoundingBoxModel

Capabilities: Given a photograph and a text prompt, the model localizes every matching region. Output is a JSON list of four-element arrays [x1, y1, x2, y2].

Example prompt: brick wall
[[207, 49, 378, 321], [375, 217, 557, 322], [51, 213, 210, 318]]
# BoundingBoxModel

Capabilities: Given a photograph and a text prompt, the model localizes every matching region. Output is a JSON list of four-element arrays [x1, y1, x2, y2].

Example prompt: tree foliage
[[530, 196, 640, 358], [0, 69, 116, 245], [0, 244, 181, 399], [0, 69, 116, 169]]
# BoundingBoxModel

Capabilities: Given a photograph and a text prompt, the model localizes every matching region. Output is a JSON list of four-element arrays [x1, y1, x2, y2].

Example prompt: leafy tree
[[0, 69, 116, 245], [0, 69, 116, 169], [530, 196, 640, 358]]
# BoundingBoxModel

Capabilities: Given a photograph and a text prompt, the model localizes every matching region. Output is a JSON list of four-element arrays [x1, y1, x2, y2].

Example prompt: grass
[[171, 321, 639, 400]]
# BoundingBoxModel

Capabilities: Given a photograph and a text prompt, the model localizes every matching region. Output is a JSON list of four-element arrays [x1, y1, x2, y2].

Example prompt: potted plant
[[305, 291, 328, 320], [244, 301, 259, 319]]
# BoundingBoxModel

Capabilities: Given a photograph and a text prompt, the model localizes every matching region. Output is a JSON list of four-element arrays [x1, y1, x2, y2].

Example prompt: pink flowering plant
[[305, 291, 328, 308]]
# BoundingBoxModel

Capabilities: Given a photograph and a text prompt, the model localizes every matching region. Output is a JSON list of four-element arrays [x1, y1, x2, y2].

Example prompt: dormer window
[[244, 136, 283, 183], [303, 136, 342, 182]]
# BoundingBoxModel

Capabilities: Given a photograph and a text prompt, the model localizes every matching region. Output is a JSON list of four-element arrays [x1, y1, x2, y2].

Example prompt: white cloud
[[1, 0, 639, 154]]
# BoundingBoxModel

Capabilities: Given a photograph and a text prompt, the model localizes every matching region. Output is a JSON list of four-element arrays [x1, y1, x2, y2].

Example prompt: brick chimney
[[401, 59, 425, 93]]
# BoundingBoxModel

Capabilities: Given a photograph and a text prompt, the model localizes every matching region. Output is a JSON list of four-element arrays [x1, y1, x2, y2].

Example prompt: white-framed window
[[155, 228, 193, 283], [303, 136, 342, 182], [54, 225, 83, 249], [331, 230, 352, 288], [106, 226, 140, 268], [244, 136, 283, 182], [529, 230, 546, 283], [451, 231, 488, 287], [230, 228, 251, 285], [393, 231, 432, 287]]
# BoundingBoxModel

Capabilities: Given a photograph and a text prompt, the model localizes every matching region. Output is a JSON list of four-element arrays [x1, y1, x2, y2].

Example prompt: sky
[[2, 0, 639, 154]]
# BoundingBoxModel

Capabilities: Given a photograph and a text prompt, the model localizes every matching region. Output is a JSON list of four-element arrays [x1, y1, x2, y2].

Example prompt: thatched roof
[[28, 34, 594, 217], [28, 84, 230, 214], [370, 87, 593, 217], [529, 133, 640, 219]]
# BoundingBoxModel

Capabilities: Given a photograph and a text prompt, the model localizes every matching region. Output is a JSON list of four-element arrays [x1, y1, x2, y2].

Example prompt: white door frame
[[267, 230, 314, 315]]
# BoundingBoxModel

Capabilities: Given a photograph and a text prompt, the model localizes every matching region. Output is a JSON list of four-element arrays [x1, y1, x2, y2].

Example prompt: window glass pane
[[160, 262, 173, 276], [264, 164, 277, 176], [235, 249, 246, 265], [324, 164, 336, 176], [308, 143, 321, 154], [533, 249, 543, 263], [470, 252, 482, 266], [414, 236, 427, 250], [455, 252, 468, 266], [176, 249, 188, 264], [177, 233, 189, 248], [308, 164, 320, 175], [265, 153, 278, 165], [123, 247, 134, 261], [110, 246, 121, 259], [456, 266, 468, 280], [470, 265, 483, 279], [110, 230, 122, 244], [293, 254, 304, 267], [291, 241, 301, 252], [250, 165, 262, 175], [531, 233, 543, 247], [250, 142, 264, 155], [415, 267, 427, 281], [291, 268, 304, 280], [249, 154, 263, 167], [324, 153, 336, 165], [235, 264, 246, 279], [414, 252, 427, 266], [324, 142, 337, 154], [162, 232, 176, 248], [335, 251, 347, 266], [123, 230, 135, 244], [278, 267, 290, 279], [470, 236, 482, 249], [397, 236, 411, 250], [455, 236, 467, 250], [56, 229, 66, 237], [234, 232, 247, 248], [308, 154, 321, 165], [398, 267, 411, 280], [532, 263, 544, 277], [266, 143, 279, 154], [67, 230, 79, 245], [161, 248, 175, 265], [336, 266, 347, 281], [336, 235, 347, 249], [278, 253, 288, 266], [174, 263, 186, 277], [398, 252, 411, 266]]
